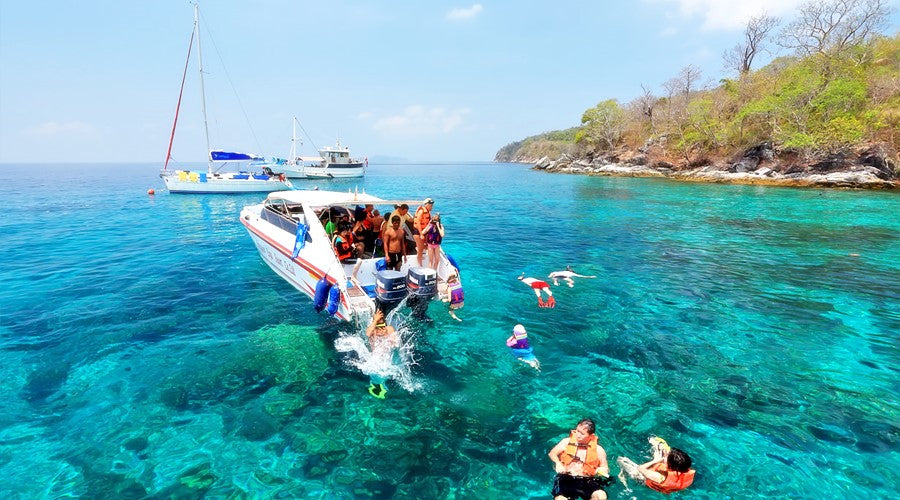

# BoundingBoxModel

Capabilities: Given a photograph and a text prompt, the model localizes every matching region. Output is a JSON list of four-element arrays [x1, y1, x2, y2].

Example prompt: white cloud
[[26, 121, 99, 138], [659, 26, 678, 37], [446, 4, 483, 22], [649, 0, 807, 30], [371, 106, 470, 136]]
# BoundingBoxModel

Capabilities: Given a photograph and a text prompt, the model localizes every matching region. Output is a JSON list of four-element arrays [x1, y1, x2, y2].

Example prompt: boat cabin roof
[[265, 190, 423, 209]]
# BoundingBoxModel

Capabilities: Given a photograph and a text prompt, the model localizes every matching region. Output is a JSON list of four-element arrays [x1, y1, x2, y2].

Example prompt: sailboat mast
[[194, 3, 213, 172], [290, 117, 297, 162]]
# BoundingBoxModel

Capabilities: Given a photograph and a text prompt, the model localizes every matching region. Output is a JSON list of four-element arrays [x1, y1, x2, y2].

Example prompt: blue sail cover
[[210, 150, 263, 162]]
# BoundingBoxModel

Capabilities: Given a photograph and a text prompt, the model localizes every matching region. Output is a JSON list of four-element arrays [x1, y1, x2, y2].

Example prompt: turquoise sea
[[0, 162, 897, 498]]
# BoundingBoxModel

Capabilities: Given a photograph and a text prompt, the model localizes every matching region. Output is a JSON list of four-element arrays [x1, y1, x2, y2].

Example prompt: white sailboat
[[277, 117, 367, 179], [159, 3, 291, 194]]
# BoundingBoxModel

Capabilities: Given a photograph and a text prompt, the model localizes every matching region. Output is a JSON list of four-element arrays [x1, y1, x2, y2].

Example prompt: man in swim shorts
[[518, 274, 556, 308], [382, 215, 407, 271], [549, 418, 612, 500]]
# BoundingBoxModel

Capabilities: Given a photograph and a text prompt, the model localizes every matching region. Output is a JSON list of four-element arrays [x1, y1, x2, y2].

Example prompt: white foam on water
[[334, 305, 422, 393]]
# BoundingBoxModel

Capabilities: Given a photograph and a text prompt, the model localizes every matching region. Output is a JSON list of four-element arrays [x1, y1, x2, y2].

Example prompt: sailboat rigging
[[159, 2, 292, 194]]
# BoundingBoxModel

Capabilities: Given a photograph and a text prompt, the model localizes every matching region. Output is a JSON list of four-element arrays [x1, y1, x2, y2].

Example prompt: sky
[[1, 0, 897, 163]]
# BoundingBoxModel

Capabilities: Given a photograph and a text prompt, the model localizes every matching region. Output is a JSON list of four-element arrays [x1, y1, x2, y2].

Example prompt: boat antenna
[[194, 2, 212, 173]]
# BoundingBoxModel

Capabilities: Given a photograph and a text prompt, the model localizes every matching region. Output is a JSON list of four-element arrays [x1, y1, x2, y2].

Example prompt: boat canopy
[[265, 190, 424, 208], [296, 156, 326, 162], [210, 150, 264, 162]]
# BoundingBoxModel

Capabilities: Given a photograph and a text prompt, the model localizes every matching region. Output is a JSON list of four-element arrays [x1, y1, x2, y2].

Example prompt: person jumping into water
[[549, 266, 597, 287], [365, 308, 400, 399], [518, 274, 556, 308]]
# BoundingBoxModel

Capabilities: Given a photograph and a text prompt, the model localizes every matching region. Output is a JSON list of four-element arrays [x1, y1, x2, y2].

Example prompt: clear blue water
[[0, 163, 897, 498]]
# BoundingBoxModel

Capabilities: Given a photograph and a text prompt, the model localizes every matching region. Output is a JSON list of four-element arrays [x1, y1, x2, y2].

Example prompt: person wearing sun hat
[[413, 197, 434, 266], [506, 324, 540, 371]]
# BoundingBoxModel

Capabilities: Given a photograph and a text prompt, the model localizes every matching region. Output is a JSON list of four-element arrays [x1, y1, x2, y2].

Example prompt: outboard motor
[[406, 267, 437, 320], [406, 267, 437, 298], [375, 270, 407, 312]]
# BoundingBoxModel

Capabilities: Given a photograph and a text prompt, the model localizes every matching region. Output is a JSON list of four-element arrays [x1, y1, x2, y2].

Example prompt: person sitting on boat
[[333, 223, 357, 263], [442, 271, 464, 322], [371, 209, 385, 256], [351, 217, 369, 257], [549, 419, 613, 500], [365, 308, 400, 399], [616, 438, 695, 495], [323, 211, 337, 238], [506, 324, 540, 370], [518, 274, 556, 308], [382, 215, 408, 271]]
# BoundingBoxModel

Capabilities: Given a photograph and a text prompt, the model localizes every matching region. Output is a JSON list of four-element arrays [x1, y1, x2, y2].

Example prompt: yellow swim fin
[[368, 383, 387, 399]]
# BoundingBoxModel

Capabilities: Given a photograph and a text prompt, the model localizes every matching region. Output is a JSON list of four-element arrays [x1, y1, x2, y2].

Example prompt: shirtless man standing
[[382, 215, 408, 271]]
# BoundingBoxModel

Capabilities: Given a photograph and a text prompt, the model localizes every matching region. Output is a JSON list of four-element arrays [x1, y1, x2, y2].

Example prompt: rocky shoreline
[[527, 143, 898, 190]]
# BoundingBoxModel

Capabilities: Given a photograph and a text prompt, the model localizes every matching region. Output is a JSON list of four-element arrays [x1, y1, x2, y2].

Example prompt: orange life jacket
[[414, 205, 431, 230], [645, 462, 695, 494], [333, 236, 353, 261], [558, 432, 602, 475]]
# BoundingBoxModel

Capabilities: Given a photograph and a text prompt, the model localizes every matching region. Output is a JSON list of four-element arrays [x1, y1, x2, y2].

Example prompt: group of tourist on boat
[[323, 198, 445, 268]]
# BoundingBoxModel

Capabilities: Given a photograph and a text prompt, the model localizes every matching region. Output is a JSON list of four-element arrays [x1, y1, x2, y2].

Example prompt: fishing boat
[[240, 190, 460, 324], [277, 118, 366, 179], [159, 3, 291, 194]]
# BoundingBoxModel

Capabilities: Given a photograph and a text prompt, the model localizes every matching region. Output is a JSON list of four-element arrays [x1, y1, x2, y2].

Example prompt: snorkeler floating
[[518, 274, 556, 308], [506, 324, 540, 371], [548, 266, 597, 287], [616, 436, 695, 494]]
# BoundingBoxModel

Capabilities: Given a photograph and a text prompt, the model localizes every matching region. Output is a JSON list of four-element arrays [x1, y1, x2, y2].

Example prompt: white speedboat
[[277, 118, 366, 179], [159, 4, 291, 194], [240, 190, 459, 323]]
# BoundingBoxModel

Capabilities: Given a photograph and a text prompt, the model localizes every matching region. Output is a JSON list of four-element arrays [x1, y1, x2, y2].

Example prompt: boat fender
[[326, 286, 341, 316], [446, 253, 460, 272], [313, 278, 331, 312]]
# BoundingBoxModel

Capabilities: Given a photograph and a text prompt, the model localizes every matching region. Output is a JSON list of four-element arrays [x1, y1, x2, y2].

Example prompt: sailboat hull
[[161, 171, 292, 193]]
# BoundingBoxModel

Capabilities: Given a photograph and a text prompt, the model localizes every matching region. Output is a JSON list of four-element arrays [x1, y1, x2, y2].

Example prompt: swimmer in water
[[365, 308, 400, 399], [616, 437, 695, 494], [506, 324, 540, 371], [518, 274, 556, 308], [549, 266, 597, 287], [443, 271, 464, 322]]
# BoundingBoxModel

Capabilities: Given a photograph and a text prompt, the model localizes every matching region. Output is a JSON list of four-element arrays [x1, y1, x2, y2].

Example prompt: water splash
[[334, 305, 422, 393]]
